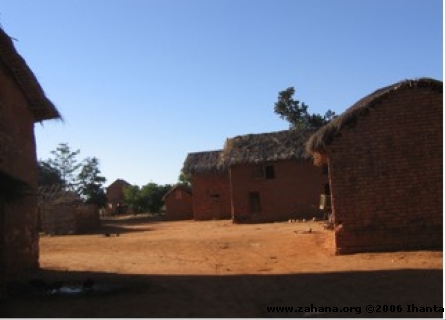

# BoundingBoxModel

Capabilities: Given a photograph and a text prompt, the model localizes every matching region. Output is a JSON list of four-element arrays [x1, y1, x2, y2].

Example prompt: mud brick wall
[[326, 87, 443, 254], [3, 196, 39, 275], [0, 60, 37, 188], [0, 60, 40, 276], [191, 173, 232, 220], [107, 180, 130, 205], [229, 161, 325, 223], [164, 188, 193, 221]]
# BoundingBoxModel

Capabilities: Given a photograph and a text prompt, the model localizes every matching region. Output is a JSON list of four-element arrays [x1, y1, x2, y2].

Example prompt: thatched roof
[[0, 27, 61, 122], [306, 78, 443, 154], [182, 129, 316, 175], [182, 150, 226, 175], [222, 129, 315, 167], [162, 184, 192, 201], [107, 179, 131, 190]]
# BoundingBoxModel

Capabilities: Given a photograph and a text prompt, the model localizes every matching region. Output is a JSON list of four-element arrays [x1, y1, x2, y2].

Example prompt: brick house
[[0, 27, 61, 296], [182, 150, 232, 220], [162, 184, 193, 221], [306, 78, 443, 254], [106, 178, 131, 214], [222, 130, 325, 223]]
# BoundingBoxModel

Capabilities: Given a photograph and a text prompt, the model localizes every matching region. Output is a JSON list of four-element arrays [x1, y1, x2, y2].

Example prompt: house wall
[[106, 180, 130, 213], [230, 161, 325, 223], [0, 60, 40, 277], [107, 180, 128, 204], [192, 173, 231, 220], [0, 198, 4, 299], [165, 188, 193, 221], [326, 87, 443, 254]]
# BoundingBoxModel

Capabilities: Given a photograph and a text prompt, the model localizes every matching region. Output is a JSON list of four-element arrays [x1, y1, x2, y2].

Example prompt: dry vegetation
[[2, 216, 443, 317]]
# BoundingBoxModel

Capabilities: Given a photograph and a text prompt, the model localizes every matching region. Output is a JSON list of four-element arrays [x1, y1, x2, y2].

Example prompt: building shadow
[[2, 268, 443, 318], [41, 223, 154, 237], [100, 214, 166, 226]]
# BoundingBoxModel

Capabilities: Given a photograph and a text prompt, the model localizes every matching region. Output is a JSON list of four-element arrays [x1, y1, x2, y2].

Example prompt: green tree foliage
[[274, 87, 336, 129], [144, 183, 172, 213], [178, 172, 191, 187], [46, 143, 82, 190], [77, 157, 107, 207], [40, 143, 107, 207], [123, 183, 172, 214], [123, 185, 143, 213]]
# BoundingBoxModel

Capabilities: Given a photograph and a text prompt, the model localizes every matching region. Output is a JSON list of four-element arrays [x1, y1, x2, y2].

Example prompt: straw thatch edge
[[162, 184, 192, 201], [222, 129, 315, 167], [0, 27, 61, 122], [181, 150, 227, 176], [182, 129, 316, 175], [306, 78, 443, 155]]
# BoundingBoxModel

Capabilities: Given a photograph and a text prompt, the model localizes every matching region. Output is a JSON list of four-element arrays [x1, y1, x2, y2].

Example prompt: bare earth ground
[[2, 216, 444, 318]]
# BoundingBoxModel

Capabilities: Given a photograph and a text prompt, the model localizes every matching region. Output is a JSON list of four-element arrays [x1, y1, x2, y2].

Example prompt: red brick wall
[[326, 87, 443, 254], [191, 173, 232, 220], [0, 60, 37, 187], [230, 161, 325, 223], [165, 188, 193, 221], [107, 180, 129, 203], [0, 60, 40, 276]]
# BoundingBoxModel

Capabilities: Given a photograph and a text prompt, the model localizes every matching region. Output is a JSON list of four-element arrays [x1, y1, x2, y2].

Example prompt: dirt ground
[[2, 216, 444, 317]]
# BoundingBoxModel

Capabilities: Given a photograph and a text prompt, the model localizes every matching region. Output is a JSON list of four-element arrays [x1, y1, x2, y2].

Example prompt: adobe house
[[0, 28, 61, 296], [223, 129, 326, 223], [306, 78, 443, 254], [182, 150, 232, 220], [106, 178, 131, 214], [162, 184, 193, 221]]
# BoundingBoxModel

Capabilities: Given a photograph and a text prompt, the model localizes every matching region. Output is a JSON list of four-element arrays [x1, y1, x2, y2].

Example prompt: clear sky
[[1, 0, 443, 187]]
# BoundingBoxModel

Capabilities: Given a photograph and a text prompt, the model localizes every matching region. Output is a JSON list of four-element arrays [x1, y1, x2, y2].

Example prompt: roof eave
[[0, 28, 61, 122]]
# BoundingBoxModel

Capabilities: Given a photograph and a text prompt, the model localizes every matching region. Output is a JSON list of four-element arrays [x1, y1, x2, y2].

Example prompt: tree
[[77, 157, 107, 207], [40, 143, 107, 207], [123, 183, 172, 214], [47, 143, 82, 190], [37, 160, 63, 187], [123, 185, 143, 213], [144, 183, 172, 213], [274, 87, 336, 129], [178, 173, 191, 187]]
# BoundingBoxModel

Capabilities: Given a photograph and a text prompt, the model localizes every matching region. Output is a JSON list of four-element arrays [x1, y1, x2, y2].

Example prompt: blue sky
[[1, 0, 443, 187]]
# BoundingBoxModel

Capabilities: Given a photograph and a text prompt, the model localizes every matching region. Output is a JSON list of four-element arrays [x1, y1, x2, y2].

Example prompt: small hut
[[106, 179, 131, 215], [306, 78, 443, 254], [0, 27, 61, 296], [162, 184, 193, 221], [182, 150, 232, 220], [222, 129, 325, 223]]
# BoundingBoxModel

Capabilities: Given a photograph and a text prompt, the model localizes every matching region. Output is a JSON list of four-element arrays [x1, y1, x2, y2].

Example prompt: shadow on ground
[[2, 268, 443, 318], [101, 214, 166, 226]]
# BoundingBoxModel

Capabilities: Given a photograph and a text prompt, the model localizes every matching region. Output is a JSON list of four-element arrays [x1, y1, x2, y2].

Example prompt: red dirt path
[[2, 216, 443, 317]]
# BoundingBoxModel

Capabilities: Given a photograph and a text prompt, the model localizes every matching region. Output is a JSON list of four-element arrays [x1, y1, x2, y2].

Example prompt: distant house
[[182, 129, 326, 223], [0, 27, 61, 296], [162, 184, 193, 221], [306, 78, 443, 254], [222, 129, 325, 223], [182, 151, 232, 220], [106, 179, 131, 214]]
